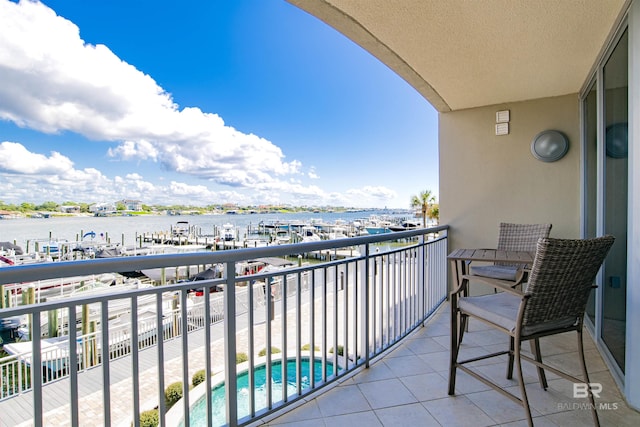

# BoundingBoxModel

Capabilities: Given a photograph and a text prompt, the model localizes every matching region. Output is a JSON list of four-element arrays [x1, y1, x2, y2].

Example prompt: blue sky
[[0, 0, 438, 209]]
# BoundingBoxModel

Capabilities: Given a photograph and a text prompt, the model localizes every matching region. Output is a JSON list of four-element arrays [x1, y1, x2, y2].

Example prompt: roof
[[289, 0, 629, 112]]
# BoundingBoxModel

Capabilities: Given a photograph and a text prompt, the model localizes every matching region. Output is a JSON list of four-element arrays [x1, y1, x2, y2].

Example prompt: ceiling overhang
[[288, 0, 629, 112]]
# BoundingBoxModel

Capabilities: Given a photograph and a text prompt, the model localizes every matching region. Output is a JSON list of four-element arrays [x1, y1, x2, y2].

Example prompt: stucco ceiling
[[289, 0, 629, 112]]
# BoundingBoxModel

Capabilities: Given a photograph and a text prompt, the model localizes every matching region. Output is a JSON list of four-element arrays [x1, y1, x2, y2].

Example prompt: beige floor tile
[[399, 371, 451, 402], [350, 359, 397, 384], [321, 411, 382, 427], [267, 417, 326, 427], [462, 329, 511, 347], [357, 378, 418, 409], [473, 361, 538, 388], [382, 354, 435, 377], [375, 402, 440, 426], [314, 384, 371, 417], [498, 415, 561, 427], [422, 395, 495, 427], [403, 336, 448, 355], [419, 349, 451, 373], [465, 388, 539, 424], [437, 369, 492, 395], [265, 399, 323, 425], [545, 406, 599, 426], [431, 334, 451, 349]]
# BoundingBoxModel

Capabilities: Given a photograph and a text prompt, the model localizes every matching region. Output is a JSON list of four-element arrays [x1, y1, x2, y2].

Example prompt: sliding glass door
[[583, 28, 628, 375]]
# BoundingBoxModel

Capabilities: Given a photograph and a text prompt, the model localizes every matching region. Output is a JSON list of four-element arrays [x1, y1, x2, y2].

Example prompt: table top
[[447, 248, 534, 264]]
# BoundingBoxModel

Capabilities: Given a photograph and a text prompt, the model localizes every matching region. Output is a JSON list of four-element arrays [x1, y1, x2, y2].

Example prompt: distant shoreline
[[0, 207, 412, 220]]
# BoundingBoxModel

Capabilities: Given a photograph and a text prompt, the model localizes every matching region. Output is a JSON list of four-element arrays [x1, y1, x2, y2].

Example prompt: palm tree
[[411, 190, 436, 228]]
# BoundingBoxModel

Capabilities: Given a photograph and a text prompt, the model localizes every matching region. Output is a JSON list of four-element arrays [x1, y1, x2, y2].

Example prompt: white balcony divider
[[0, 226, 448, 427]]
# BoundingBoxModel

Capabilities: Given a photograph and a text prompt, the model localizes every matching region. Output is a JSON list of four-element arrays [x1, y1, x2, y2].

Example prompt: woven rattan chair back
[[495, 222, 552, 267], [521, 236, 615, 332]]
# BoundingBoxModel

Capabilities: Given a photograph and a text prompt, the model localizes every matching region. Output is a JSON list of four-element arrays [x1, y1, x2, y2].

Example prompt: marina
[[0, 211, 425, 263]]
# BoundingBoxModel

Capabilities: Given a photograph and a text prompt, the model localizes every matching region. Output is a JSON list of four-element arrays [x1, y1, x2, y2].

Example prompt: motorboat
[[222, 223, 236, 241], [298, 225, 322, 242], [172, 221, 190, 237]]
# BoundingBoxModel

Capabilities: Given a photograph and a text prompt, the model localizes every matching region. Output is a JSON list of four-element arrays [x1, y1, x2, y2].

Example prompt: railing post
[[156, 293, 167, 427], [131, 296, 140, 427], [180, 289, 191, 427], [224, 260, 238, 426], [363, 244, 370, 368], [69, 305, 79, 427], [418, 233, 426, 323], [32, 316, 42, 427], [101, 300, 111, 426]]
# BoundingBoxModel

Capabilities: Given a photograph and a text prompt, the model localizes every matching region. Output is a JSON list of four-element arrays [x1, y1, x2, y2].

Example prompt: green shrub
[[165, 382, 183, 409], [258, 347, 281, 357], [329, 345, 344, 356], [301, 344, 320, 351], [236, 352, 249, 364], [137, 409, 159, 427], [192, 369, 206, 387]]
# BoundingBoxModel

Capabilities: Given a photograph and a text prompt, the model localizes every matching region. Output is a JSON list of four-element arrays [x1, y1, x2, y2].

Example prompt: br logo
[[573, 383, 603, 398]]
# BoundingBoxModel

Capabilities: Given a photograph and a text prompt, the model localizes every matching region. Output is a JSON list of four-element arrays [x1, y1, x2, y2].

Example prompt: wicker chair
[[469, 222, 552, 288], [449, 236, 615, 427]]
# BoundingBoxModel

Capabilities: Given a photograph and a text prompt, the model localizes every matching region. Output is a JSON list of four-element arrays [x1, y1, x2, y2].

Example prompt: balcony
[[0, 227, 448, 426], [2, 225, 638, 426]]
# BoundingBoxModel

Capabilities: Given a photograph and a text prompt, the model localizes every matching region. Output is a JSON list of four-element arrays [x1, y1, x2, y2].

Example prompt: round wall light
[[605, 122, 627, 159], [530, 130, 569, 162]]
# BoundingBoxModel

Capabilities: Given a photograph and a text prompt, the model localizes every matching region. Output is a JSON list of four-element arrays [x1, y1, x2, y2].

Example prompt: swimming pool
[[177, 356, 333, 427]]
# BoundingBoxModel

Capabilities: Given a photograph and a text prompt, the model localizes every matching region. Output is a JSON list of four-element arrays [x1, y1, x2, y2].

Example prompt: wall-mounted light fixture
[[605, 122, 628, 158], [530, 130, 569, 162]]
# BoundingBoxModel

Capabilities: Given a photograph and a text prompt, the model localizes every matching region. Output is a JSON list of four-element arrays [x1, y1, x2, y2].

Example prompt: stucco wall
[[439, 94, 581, 254]]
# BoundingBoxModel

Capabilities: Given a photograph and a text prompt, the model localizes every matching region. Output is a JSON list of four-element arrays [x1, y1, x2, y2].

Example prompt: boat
[[36, 240, 66, 255], [327, 226, 348, 240], [273, 230, 291, 245], [172, 221, 190, 237], [388, 219, 421, 232], [364, 215, 393, 235], [222, 223, 236, 241], [298, 225, 322, 242]]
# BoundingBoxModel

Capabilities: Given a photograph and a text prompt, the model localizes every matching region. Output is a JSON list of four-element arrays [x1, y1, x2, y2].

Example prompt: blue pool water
[[181, 358, 333, 426]]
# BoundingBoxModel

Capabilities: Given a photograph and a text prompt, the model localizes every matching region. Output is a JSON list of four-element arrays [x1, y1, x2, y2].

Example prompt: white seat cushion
[[470, 265, 518, 281], [459, 293, 579, 336], [459, 292, 520, 332]]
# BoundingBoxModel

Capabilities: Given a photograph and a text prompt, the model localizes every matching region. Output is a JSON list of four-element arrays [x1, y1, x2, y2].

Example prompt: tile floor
[[257, 304, 640, 426]]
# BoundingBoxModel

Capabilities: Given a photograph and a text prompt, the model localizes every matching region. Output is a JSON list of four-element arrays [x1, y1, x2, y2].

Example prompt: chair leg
[[506, 336, 515, 379], [531, 338, 548, 390], [515, 339, 534, 427], [449, 310, 466, 395], [448, 308, 458, 395], [577, 328, 600, 427]]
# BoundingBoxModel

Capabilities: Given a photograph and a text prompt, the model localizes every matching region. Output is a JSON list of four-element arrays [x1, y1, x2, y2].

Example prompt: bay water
[[0, 211, 405, 251]]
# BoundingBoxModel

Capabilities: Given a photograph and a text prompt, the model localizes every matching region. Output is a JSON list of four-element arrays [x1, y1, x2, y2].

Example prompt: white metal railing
[[0, 226, 448, 427]]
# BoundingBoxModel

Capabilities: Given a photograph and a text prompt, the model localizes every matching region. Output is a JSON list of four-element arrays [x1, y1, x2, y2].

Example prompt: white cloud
[[308, 167, 319, 179], [0, 141, 74, 174], [0, 0, 301, 188], [0, 140, 400, 208], [346, 186, 397, 203]]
